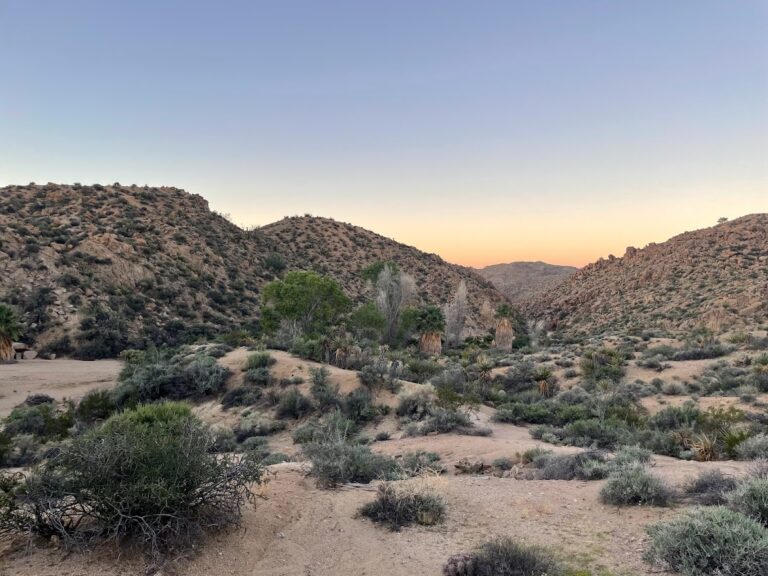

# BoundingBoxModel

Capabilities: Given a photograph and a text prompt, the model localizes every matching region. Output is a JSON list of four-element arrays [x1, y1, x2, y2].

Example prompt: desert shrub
[[260, 452, 290, 465], [359, 481, 445, 530], [244, 352, 275, 371], [343, 387, 379, 423], [302, 412, 399, 487], [749, 459, 768, 479], [614, 445, 652, 466], [357, 362, 389, 390], [221, 386, 262, 409], [580, 348, 625, 384], [209, 425, 237, 453], [737, 434, 768, 460], [114, 349, 230, 406], [0, 403, 263, 557], [521, 446, 552, 465], [243, 367, 272, 386], [3, 402, 74, 441], [234, 416, 286, 441], [728, 478, 768, 526], [684, 470, 738, 505], [23, 394, 55, 406], [75, 390, 116, 424], [399, 451, 444, 476], [600, 464, 674, 506], [292, 411, 358, 445], [405, 408, 482, 436], [492, 457, 514, 471], [309, 367, 340, 411], [396, 386, 436, 421], [275, 387, 314, 419], [405, 358, 443, 383], [645, 507, 768, 576], [443, 537, 564, 576], [303, 438, 398, 488], [647, 402, 700, 431], [534, 450, 612, 481], [240, 436, 268, 451], [672, 343, 731, 361]]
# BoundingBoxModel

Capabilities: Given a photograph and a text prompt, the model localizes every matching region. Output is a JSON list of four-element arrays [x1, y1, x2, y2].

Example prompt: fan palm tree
[[415, 305, 445, 357], [0, 304, 23, 361]]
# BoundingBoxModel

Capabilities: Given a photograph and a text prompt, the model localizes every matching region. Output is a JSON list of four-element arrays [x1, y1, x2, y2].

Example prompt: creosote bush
[[645, 507, 768, 576], [0, 403, 263, 558]]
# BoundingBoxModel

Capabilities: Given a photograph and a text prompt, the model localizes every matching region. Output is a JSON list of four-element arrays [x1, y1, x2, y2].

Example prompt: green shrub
[[645, 507, 768, 576], [343, 387, 378, 423], [599, 464, 675, 506], [396, 387, 436, 421], [443, 537, 564, 576], [114, 349, 230, 406], [0, 403, 263, 557], [243, 367, 272, 386], [302, 416, 398, 487], [580, 348, 625, 384], [221, 386, 262, 409], [728, 478, 768, 526], [359, 481, 445, 530], [76, 390, 116, 424], [4, 402, 74, 441], [244, 352, 275, 371], [275, 388, 314, 419], [234, 416, 286, 441]]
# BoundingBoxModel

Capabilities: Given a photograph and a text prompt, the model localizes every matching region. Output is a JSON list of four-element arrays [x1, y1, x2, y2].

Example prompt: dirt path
[[0, 359, 122, 417]]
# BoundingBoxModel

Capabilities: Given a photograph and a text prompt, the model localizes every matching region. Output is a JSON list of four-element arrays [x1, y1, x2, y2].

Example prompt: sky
[[1, 1, 766, 267]]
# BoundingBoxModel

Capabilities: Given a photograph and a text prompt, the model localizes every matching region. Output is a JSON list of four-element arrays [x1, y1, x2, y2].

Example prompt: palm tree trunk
[[0, 338, 14, 362], [419, 332, 442, 356]]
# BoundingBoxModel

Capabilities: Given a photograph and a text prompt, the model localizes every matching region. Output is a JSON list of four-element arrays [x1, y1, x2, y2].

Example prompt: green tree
[[0, 304, 22, 361], [261, 271, 350, 337], [348, 303, 386, 342]]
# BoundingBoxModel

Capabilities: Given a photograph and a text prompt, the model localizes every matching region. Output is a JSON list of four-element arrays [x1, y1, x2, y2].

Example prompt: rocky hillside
[[529, 215, 768, 336], [259, 216, 508, 332], [476, 261, 577, 304], [0, 184, 508, 355]]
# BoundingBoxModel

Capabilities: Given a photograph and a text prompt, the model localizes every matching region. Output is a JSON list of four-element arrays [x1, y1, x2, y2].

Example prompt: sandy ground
[[0, 349, 756, 576], [0, 359, 122, 417]]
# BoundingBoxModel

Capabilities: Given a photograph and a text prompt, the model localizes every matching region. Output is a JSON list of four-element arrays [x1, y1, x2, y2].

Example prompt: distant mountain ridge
[[476, 261, 578, 304], [528, 215, 768, 335], [0, 183, 508, 353]]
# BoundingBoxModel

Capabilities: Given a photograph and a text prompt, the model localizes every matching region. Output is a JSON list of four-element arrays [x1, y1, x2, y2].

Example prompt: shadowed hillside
[[259, 216, 508, 333], [0, 184, 509, 355], [476, 261, 577, 304], [529, 214, 768, 336]]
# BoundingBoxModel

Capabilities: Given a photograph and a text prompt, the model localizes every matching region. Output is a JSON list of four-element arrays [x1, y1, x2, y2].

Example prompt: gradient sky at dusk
[[1, 1, 766, 267]]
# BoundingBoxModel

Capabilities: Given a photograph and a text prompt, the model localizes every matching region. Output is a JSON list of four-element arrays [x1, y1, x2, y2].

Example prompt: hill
[[0, 184, 508, 356], [259, 215, 508, 331], [528, 214, 768, 336], [476, 261, 577, 304]]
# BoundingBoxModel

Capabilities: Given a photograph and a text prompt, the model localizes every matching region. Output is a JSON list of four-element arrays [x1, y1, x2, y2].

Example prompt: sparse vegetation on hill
[[530, 214, 768, 336]]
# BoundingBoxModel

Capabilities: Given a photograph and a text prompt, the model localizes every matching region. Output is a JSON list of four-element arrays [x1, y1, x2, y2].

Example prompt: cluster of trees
[[259, 263, 471, 356]]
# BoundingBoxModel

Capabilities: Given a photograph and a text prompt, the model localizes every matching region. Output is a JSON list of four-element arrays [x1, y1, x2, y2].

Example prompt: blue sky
[[1, 1, 766, 265]]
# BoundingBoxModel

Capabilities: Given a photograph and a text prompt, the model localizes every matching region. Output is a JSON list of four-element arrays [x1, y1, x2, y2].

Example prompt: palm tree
[[0, 304, 23, 361], [415, 305, 445, 357]]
